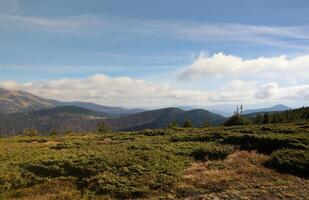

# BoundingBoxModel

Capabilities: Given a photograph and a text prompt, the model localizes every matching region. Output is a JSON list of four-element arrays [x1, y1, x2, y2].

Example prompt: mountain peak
[[0, 87, 55, 113], [243, 104, 291, 115]]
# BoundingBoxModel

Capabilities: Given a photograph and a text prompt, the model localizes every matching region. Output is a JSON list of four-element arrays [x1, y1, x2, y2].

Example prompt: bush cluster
[[191, 143, 234, 161], [266, 149, 309, 177], [222, 134, 308, 154]]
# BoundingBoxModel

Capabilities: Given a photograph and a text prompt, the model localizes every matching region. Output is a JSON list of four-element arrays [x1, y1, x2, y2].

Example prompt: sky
[[1, 0, 309, 110]]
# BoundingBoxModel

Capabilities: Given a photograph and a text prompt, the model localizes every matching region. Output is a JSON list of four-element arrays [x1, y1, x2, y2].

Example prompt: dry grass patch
[[6, 178, 82, 200], [176, 151, 309, 200]]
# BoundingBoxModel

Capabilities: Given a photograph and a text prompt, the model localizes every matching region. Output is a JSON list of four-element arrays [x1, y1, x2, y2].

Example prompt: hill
[[0, 88, 55, 113], [0, 107, 225, 135], [0, 88, 144, 116], [248, 106, 309, 124], [103, 108, 225, 131], [56, 101, 145, 116], [0, 106, 109, 135], [243, 104, 290, 115]]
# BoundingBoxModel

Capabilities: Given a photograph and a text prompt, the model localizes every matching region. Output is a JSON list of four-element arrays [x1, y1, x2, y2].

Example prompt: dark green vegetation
[[248, 106, 309, 124], [223, 114, 251, 126], [0, 122, 308, 199], [267, 149, 309, 177], [222, 106, 309, 127]]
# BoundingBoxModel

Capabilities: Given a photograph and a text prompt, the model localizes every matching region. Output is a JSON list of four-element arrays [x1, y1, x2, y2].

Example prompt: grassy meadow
[[0, 123, 308, 199]]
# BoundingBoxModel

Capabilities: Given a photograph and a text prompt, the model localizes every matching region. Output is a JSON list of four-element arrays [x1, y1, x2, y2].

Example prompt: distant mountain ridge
[[0, 88, 144, 116], [243, 104, 291, 115], [0, 88, 298, 136], [55, 101, 145, 116], [0, 106, 225, 135], [0, 88, 55, 113], [104, 107, 225, 131], [0, 105, 110, 135]]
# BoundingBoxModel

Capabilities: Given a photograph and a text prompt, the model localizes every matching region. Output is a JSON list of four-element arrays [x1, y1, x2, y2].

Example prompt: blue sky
[[1, 0, 309, 109]]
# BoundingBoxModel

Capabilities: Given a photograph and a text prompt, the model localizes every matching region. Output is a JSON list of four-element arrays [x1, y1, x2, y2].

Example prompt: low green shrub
[[50, 143, 72, 150], [222, 134, 309, 154], [170, 132, 224, 142], [191, 143, 234, 161], [140, 129, 172, 136], [20, 157, 107, 180], [266, 149, 309, 177], [87, 172, 150, 198]]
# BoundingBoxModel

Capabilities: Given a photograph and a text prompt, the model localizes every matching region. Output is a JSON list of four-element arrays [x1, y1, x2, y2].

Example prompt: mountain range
[[0, 88, 293, 135], [0, 88, 225, 135], [243, 104, 291, 115], [0, 106, 225, 135], [0, 88, 144, 116], [104, 107, 224, 131], [0, 88, 55, 113]]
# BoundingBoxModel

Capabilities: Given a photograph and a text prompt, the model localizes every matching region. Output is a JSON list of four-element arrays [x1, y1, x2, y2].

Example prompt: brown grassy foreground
[[0, 123, 308, 199], [177, 151, 309, 200]]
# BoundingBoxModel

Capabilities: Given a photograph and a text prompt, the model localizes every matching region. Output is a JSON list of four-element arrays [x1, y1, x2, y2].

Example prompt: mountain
[[243, 104, 291, 115], [100, 107, 225, 131], [209, 109, 233, 117], [0, 88, 55, 113], [205, 104, 237, 117], [30, 106, 109, 118], [0, 88, 144, 116], [177, 106, 197, 111], [56, 101, 145, 116], [0, 106, 110, 135], [0, 107, 225, 135]]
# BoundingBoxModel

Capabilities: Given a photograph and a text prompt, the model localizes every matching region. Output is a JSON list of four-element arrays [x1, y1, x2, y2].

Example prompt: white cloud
[[0, 80, 19, 90], [179, 52, 309, 80], [255, 82, 279, 99], [1, 75, 309, 107], [210, 80, 309, 103], [0, 74, 209, 108]]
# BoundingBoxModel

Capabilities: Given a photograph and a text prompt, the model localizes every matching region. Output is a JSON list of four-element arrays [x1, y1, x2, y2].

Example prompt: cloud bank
[[179, 52, 309, 80], [1, 74, 309, 108], [0, 74, 208, 108]]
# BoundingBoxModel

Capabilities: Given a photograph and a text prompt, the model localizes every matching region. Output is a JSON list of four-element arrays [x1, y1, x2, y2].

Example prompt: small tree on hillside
[[263, 113, 270, 124], [168, 121, 178, 128], [203, 121, 211, 128], [49, 129, 59, 136], [183, 120, 193, 128], [23, 128, 39, 137], [224, 114, 250, 126], [255, 114, 263, 124], [97, 121, 110, 134]]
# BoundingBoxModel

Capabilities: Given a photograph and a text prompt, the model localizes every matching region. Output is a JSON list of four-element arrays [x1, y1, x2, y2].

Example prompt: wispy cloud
[[1, 14, 309, 50], [0, 14, 101, 35], [143, 21, 309, 50]]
